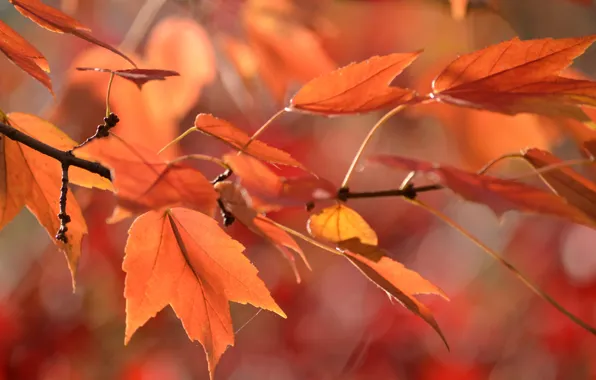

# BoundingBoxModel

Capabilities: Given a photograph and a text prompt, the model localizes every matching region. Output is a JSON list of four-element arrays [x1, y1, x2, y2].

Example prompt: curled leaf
[[290, 52, 421, 115], [76, 67, 180, 89], [307, 203, 378, 245]]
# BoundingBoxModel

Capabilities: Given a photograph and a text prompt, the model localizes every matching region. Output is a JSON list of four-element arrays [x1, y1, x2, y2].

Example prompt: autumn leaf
[[162, 114, 304, 168], [308, 203, 378, 245], [0, 113, 90, 288], [223, 153, 335, 210], [369, 154, 595, 227], [75, 67, 180, 89], [9, 0, 135, 66], [431, 35, 596, 120], [0, 20, 52, 93], [124, 208, 286, 379], [343, 250, 448, 348], [522, 148, 596, 223], [215, 181, 311, 282], [289, 52, 421, 115], [75, 134, 218, 221]]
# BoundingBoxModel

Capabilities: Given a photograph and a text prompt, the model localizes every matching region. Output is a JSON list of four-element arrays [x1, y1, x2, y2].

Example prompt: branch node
[[73, 112, 120, 150], [212, 169, 233, 185], [217, 199, 235, 227], [337, 187, 350, 202]]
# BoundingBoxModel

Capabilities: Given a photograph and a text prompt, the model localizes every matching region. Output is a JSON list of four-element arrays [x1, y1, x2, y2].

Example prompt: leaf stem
[[242, 109, 286, 151], [414, 200, 596, 336], [341, 105, 406, 188], [106, 72, 115, 118]]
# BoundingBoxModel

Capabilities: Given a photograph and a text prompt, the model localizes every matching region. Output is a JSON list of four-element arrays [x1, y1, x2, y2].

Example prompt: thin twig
[[341, 105, 406, 188], [414, 199, 596, 336], [56, 162, 71, 243], [73, 113, 119, 150]]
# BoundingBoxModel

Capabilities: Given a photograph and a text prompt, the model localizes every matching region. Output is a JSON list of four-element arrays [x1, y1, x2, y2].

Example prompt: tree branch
[[0, 121, 112, 180], [338, 184, 444, 201]]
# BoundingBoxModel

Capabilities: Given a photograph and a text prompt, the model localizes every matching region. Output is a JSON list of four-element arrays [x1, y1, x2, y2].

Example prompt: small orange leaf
[[9, 0, 135, 66], [163, 114, 304, 168], [0, 20, 52, 93], [124, 208, 285, 379], [523, 148, 596, 223], [432, 35, 596, 120], [289, 52, 421, 115], [75, 134, 218, 220], [343, 251, 448, 348], [307, 203, 378, 245], [369, 154, 595, 227], [215, 181, 310, 282]]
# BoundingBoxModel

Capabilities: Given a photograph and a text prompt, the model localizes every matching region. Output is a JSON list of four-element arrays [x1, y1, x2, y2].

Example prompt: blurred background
[[1, 0, 596, 379]]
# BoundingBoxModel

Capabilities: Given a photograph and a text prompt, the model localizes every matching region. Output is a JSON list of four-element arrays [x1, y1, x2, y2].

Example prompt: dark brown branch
[[0, 121, 112, 180], [56, 162, 71, 243], [73, 113, 119, 150], [341, 184, 444, 200]]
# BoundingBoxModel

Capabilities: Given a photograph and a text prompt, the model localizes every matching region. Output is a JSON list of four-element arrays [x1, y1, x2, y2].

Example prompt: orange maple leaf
[[9, 0, 135, 66], [124, 208, 286, 379], [432, 35, 596, 120], [290, 52, 421, 115]]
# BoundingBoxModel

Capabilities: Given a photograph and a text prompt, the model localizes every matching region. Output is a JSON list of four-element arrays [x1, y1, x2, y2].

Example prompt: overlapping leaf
[[0, 20, 51, 93], [290, 52, 421, 115], [75, 134, 217, 221], [307, 203, 378, 245], [162, 114, 303, 168], [432, 35, 596, 120], [215, 181, 310, 282], [343, 249, 448, 348], [1, 113, 95, 287], [369, 154, 595, 227], [223, 153, 335, 210], [124, 208, 285, 379], [9, 0, 135, 66], [522, 148, 596, 223]]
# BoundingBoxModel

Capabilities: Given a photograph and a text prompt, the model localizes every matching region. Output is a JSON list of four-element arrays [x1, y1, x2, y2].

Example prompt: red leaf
[[75, 134, 218, 221], [215, 181, 311, 282], [124, 208, 285, 379], [369, 154, 595, 227], [290, 52, 421, 115], [0, 20, 52, 93], [223, 153, 335, 210], [523, 148, 596, 223], [432, 35, 596, 120], [9, 0, 136, 66], [76, 67, 180, 89]]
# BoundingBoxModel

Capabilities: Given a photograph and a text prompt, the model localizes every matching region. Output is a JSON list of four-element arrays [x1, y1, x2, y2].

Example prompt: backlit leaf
[[523, 148, 596, 223], [290, 52, 421, 115], [0, 20, 51, 93], [215, 181, 310, 282], [9, 0, 135, 66], [124, 208, 285, 379], [307, 203, 378, 245], [163, 114, 303, 168], [343, 250, 448, 348], [75, 134, 217, 221], [432, 35, 596, 120], [0, 113, 89, 288], [369, 154, 595, 227]]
